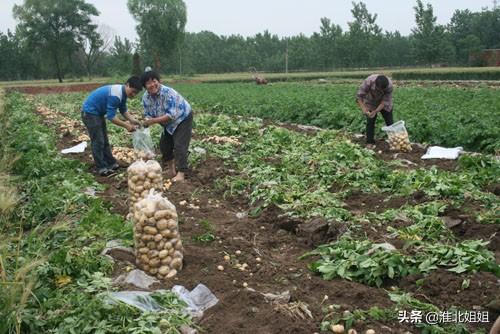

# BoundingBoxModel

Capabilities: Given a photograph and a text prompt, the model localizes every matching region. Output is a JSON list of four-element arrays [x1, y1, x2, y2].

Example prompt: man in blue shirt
[[141, 71, 193, 182], [82, 76, 142, 176]]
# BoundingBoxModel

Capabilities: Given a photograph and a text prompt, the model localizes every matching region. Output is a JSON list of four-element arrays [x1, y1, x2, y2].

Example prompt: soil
[[30, 92, 499, 333], [7, 83, 103, 95], [400, 269, 500, 332], [352, 138, 459, 171]]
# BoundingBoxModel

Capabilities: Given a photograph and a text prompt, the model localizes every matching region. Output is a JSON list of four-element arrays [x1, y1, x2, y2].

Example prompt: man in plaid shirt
[[356, 74, 394, 148]]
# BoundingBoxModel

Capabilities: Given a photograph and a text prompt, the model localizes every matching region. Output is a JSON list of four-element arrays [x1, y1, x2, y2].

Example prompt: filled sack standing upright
[[382, 120, 412, 152], [133, 190, 183, 279]]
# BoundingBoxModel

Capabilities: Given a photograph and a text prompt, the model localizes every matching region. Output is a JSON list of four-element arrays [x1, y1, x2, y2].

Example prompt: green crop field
[[1, 79, 499, 333]]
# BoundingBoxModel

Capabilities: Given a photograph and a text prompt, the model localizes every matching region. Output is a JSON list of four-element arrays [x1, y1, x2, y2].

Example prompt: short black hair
[[126, 76, 142, 91], [140, 71, 161, 87], [375, 75, 389, 90]]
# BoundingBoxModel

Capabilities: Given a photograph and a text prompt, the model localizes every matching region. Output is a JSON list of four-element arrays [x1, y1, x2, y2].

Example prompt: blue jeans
[[81, 111, 116, 171]]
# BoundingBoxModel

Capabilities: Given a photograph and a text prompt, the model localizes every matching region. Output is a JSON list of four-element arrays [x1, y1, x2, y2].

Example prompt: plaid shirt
[[357, 74, 393, 111], [142, 85, 192, 135]]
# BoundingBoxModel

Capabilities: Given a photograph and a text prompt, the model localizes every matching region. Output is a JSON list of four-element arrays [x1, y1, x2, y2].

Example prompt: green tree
[[13, 0, 99, 82], [0, 31, 34, 80], [317, 17, 344, 69], [127, 0, 187, 72], [132, 52, 142, 76], [411, 0, 454, 65], [346, 2, 382, 67], [108, 36, 135, 75]]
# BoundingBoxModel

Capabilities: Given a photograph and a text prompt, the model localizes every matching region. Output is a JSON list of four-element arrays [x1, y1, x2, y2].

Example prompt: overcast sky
[[0, 0, 495, 42]]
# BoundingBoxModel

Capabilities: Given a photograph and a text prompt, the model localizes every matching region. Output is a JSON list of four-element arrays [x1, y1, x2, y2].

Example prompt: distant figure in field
[[255, 76, 268, 85], [249, 67, 268, 85], [81, 76, 142, 176], [356, 74, 394, 148]]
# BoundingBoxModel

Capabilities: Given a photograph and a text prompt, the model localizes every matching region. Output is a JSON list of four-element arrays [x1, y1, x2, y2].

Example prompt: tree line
[[0, 0, 499, 82]]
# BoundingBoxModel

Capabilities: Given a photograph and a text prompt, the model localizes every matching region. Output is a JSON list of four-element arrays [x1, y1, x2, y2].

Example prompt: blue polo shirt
[[82, 84, 127, 120]]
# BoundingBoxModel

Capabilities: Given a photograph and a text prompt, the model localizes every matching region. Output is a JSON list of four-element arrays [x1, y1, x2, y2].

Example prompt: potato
[[157, 219, 168, 230], [154, 210, 169, 220], [156, 240, 165, 250], [159, 249, 169, 258], [143, 226, 158, 235], [160, 229, 172, 238], [330, 324, 344, 333], [161, 256, 172, 265], [148, 250, 159, 258], [159, 266, 170, 276], [170, 257, 183, 270], [166, 269, 177, 278], [167, 219, 177, 229], [149, 258, 161, 268]]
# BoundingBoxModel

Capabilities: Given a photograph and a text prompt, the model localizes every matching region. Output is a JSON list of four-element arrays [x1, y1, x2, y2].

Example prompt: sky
[[0, 0, 495, 42]]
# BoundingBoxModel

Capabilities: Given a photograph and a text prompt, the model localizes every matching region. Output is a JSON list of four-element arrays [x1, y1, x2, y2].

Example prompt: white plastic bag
[[133, 127, 155, 160], [381, 120, 412, 152]]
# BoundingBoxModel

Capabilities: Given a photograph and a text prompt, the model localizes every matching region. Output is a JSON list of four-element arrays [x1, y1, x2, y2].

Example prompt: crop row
[[163, 82, 500, 153]]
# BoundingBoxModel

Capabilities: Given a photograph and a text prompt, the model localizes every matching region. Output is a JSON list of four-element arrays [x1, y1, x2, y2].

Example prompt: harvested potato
[[330, 324, 345, 333], [132, 190, 183, 279], [127, 160, 163, 216], [387, 131, 412, 152]]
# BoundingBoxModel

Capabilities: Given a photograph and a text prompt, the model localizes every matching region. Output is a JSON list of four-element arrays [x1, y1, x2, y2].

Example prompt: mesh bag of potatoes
[[382, 120, 412, 152], [127, 160, 163, 216], [133, 190, 183, 279], [133, 127, 156, 160]]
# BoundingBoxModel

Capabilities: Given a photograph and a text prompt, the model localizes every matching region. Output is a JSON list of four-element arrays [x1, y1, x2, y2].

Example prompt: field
[[0, 79, 499, 334]]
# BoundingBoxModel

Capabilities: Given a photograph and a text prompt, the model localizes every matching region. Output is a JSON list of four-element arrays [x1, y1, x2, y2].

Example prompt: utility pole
[[179, 47, 182, 76], [285, 37, 289, 75]]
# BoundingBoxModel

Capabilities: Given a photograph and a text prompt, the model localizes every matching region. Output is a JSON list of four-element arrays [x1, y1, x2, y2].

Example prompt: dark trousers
[[81, 112, 116, 171], [366, 109, 394, 144], [159, 112, 193, 172]]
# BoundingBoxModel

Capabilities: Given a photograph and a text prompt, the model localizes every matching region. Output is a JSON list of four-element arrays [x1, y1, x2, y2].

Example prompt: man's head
[[141, 71, 161, 96], [125, 76, 142, 98], [375, 75, 389, 91]]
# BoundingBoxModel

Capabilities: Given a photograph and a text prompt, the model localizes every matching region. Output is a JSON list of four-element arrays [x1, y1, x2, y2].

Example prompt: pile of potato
[[113, 147, 136, 163], [135, 150, 156, 161], [387, 131, 412, 152], [202, 135, 240, 145], [127, 160, 163, 216], [133, 192, 183, 279]]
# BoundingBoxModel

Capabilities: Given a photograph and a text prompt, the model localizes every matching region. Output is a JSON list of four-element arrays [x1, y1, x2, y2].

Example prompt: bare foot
[[171, 172, 185, 182], [165, 168, 176, 179]]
